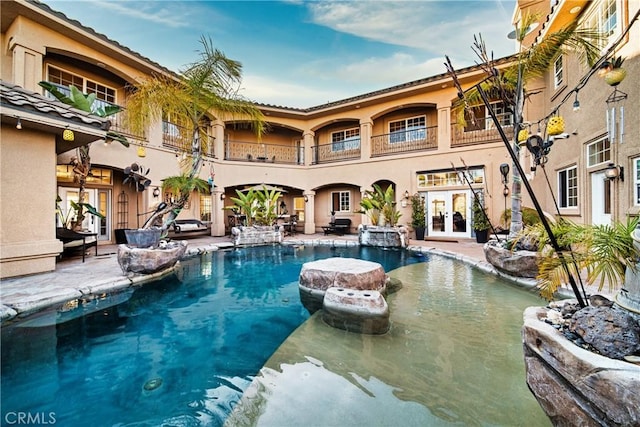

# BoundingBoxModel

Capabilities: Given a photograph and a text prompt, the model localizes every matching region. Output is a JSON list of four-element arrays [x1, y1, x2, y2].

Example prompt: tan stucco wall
[[0, 126, 62, 278]]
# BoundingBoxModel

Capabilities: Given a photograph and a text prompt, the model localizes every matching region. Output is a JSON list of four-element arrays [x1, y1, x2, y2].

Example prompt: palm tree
[[39, 82, 129, 229], [124, 36, 266, 234], [448, 14, 601, 238]]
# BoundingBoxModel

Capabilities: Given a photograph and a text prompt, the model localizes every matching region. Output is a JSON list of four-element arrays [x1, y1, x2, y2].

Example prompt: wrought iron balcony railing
[[224, 140, 304, 165], [311, 140, 361, 164], [370, 126, 437, 157], [162, 121, 215, 157]]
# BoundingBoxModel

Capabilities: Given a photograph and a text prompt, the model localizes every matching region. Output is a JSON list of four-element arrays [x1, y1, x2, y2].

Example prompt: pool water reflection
[[1, 245, 423, 426]]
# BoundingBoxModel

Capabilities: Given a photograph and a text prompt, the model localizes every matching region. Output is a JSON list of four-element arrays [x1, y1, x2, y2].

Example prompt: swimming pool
[[1, 245, 424, 426]]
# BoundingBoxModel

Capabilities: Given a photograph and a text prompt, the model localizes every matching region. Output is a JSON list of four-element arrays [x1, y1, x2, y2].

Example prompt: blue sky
[[47, 0, 517, 108]]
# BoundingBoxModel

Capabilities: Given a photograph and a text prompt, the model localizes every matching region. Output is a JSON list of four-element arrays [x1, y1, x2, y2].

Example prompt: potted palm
[[410, 193, 426, 240], [472, 197, 490, 243]]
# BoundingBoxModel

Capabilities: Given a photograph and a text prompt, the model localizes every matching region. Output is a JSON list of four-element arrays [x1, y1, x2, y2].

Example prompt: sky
[[46, 0, 518, 108]]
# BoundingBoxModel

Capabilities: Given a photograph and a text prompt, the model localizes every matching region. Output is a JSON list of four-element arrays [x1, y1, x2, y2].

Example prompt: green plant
[[472, 197, 491, 231], [517, 217, 638, 300], [501, 207, 542, 228], [56, 195, 105, 230], [227, 186, 282, 226], [410, 194, 425, 229], [359, 184, 401, 226]]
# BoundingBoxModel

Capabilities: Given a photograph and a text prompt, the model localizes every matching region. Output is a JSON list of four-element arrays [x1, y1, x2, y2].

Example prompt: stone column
[[360, 187, 370, 226], [437, 104, 451, 150], [303, 130, 315, 166], [211, 119, 225, 160], [359, 118, 372, 160], [211, 188, 226, 236], [303, 190, 316, 234]]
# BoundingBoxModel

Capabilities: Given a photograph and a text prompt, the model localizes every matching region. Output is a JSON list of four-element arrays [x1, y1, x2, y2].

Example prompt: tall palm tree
[[124, 36, 266, 234], [449, 14, 601, 237]]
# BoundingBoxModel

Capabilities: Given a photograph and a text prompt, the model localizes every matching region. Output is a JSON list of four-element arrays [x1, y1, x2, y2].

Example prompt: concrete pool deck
[[0, 233, 527, 323]]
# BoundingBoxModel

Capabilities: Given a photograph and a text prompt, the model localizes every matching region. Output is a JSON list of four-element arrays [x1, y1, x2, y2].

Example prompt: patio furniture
[[169, 219, 210, 238], [56, 227, 98, 262], [322, 218, 351, 235]]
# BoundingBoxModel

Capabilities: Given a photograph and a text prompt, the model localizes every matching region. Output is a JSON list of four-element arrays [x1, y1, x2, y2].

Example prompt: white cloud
[[88, 0, 193, 28], [307, 1, 515, 58]]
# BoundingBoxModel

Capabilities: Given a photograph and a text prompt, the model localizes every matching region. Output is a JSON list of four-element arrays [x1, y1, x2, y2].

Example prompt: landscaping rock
[[117, 241, 187, 274], [484, 241, 538, 278], [322, 287, 389, 334]]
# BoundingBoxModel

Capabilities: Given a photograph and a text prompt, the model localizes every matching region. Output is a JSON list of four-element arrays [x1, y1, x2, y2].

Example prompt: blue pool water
[[1, 245, 423, 426]]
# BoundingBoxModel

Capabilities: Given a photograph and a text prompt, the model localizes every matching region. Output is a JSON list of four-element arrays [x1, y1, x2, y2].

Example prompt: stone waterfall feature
[[358, 225, 409, 248], [117, 240, 187, 274], [298, 257, 391, 334]]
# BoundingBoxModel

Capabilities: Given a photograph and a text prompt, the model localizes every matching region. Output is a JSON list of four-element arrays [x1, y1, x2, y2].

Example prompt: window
[[586, 137, 611, 167], [56, 165, 112, 185], [200, 194, 211, 222], [635, 158, 640, 206], [331, 191, 351, 213], [582, 0, 620, 49], [463, 102, 512, 132], [47, 66, 116, 111], [389, 116, 426, 143], [553, 56, 563, 89], [558, 166, 578, 208], [331, 128, 360, 151]]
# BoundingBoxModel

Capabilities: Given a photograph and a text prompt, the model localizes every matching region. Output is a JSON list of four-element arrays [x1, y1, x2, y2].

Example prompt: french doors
[[426, 190, 471, 238], [58, 187, 110, 240]]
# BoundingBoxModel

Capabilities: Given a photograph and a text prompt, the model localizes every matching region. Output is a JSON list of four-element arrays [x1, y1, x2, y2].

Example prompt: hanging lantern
[[517, 129, 529, 142], [137, 146, 146, 157], [546, 116, 565, 136], [63, 128, 75, 141]]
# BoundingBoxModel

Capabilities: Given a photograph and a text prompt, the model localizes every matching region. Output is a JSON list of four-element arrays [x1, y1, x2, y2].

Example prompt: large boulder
[[298, 257, 387, 314], [322, 287, 389, 334], [522, 305, 640, 426], [484, 240, 538, 278], [117, 241, 187, 274]]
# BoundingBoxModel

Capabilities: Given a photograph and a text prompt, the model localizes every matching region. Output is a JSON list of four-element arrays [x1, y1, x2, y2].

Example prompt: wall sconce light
[[152, 187, 160, 198], [220, 193, 226, 201], [499, 163, 510, 185], [303, 195, 309, 202], [401, 190, 410, 207], [605, 163, 624, 181], [403, 190, 410, 199], [16, 117, 22, 130]]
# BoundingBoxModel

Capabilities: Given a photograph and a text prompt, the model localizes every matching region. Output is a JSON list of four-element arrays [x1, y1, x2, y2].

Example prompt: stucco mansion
[[1, 0, 638, 278]]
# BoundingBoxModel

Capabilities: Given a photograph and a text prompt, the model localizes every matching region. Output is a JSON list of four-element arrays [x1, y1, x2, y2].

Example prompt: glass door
[[427, 190, 471, 238], [58, 187, 100, 235], [591, 172, 611, 226]]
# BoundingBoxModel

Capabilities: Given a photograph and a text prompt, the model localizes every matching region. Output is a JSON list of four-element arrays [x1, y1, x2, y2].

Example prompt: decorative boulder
[[232, 225, 282, 246], [483, 240, 539, 278], [298, 257, 387, 314], [358, 225, 409, 248], [322, 287, 389, 334], [117, 240, 187, 274]]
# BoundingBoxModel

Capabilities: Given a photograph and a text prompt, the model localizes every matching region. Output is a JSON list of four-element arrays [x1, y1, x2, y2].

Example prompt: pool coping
[[0, 238, 547, 324]]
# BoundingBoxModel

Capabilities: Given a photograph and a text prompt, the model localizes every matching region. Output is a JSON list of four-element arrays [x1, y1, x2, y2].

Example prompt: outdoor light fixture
[[304, 195, 309, 202], [605, 163, 624, 181], [152, 187, 160, 198], [503, 186, 510, 197], [572, 93, 580, 111], [220, 193, 226, 200], [499, 163, 510, 185], [15, 117, 22, 130], [525, 134, 553, 167], [401, 190, 410, 207]]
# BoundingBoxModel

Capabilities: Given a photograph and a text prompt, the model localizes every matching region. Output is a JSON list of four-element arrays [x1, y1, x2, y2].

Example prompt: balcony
[[163, 122, 214, 157], [312, 140, 361, 164], [371, 126, 437, 157], [451, 113, 514, 147], [224, 140, 304, 165]]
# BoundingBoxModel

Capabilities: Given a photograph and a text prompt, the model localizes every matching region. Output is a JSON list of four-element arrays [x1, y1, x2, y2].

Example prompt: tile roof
[[1, 80, 110, 130]]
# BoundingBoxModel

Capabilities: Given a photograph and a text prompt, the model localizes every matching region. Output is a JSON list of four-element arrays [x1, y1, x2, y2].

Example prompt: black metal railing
[[162, 121, 215, 157], [312, 139, 361, 164], [370, 126, 437, 156], [451, 113, 514, 147], [224, 140, 303, 164]]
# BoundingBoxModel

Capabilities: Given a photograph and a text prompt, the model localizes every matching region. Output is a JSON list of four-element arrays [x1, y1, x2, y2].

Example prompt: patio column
[[303, 130, 315, 166], [437, 104, 451, 149], [303, 190, 316, 234], [360, 118, 372, 160], [211, 187, 226, 236], [360, 187, 370, 226], [212, 119, 225, 160]]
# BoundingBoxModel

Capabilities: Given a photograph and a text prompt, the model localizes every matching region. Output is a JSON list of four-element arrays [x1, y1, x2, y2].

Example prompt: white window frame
[[389, 115, 426, 143], [46, 65, 117, 110], [331, 128, 360, 152], [553, 56, 564, 89], [634, 158, 640, 206], [558, 166, 578, 209], [581, 0, 621, 51], [331, 191, 351, 213], [586, 137, 611, 167], [464, 102, 512, 132]]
